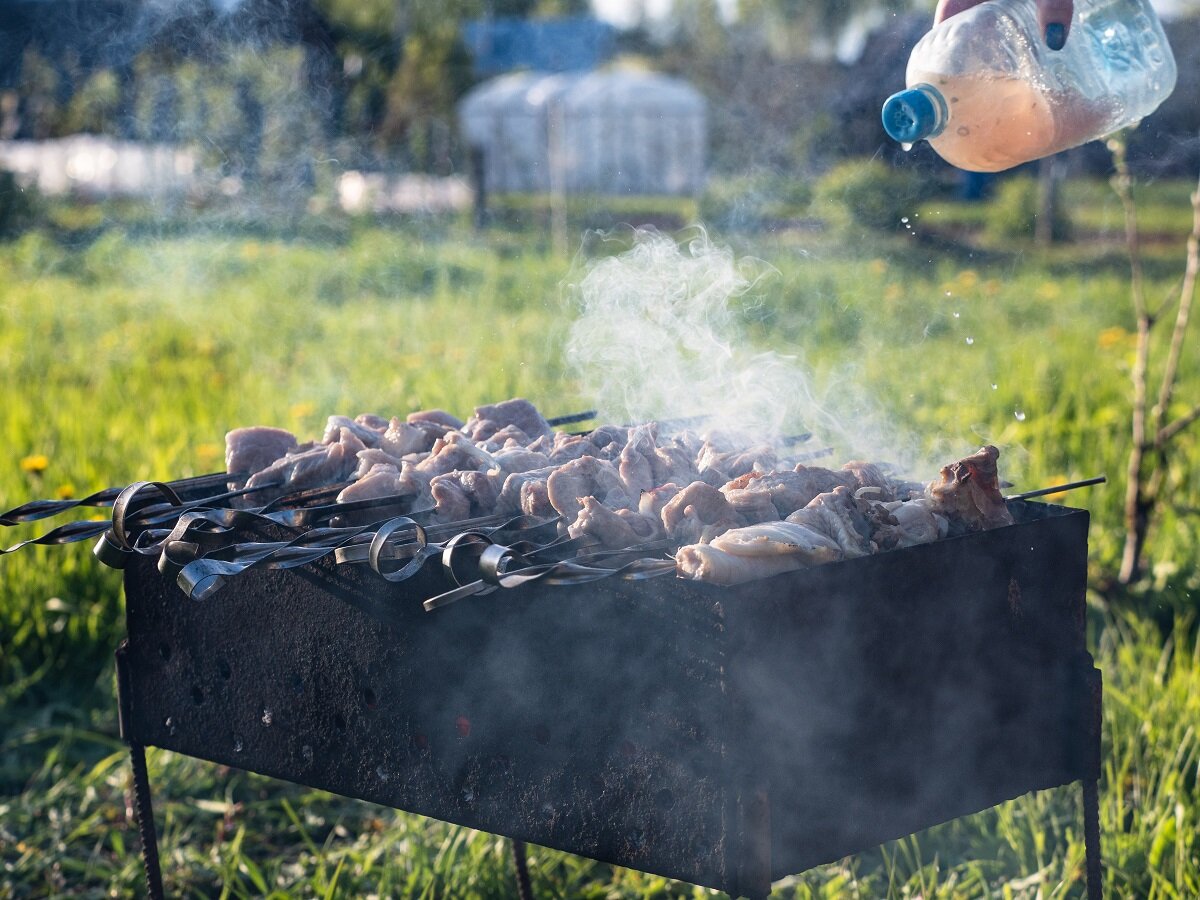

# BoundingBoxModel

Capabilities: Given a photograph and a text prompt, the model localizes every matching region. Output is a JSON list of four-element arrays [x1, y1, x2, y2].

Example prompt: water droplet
[[965, 337, 974, 345], [900, 216, 909, 224], [233, 735, 244, 752], [900, 142, 914, 152], [1014, 410, 1027, 422], [991, 383, 998, 390], [953, 311, 960, 318], [461, 787, 475, 803], [164, 716, 176, 736], [956, 126, 970, 136], [945, 290, 952, 297], [261, 707, 273, 727]]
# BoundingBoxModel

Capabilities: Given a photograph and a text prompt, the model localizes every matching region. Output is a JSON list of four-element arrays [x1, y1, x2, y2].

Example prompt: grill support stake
[[512, 840, 534, 900], [129, 742, 165, 900]]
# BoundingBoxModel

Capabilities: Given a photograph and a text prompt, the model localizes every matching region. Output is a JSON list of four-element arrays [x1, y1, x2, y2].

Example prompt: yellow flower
[[956, 269, 979, 290], [883, 284, 903, 303], [240, 241, 261, 260], [1036, 282, 1061, 300], [868, 258, 888, 276], [1097, 326, 1130, 349], [20, 454, 48, 474], [290, 401, 316, 420], [55, 483, 75, 499]]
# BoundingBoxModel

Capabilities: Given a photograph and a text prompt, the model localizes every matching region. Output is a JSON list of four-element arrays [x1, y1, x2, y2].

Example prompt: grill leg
[[1081, 663, 1103, 900], [511, 839, 534, 900], [128, 742, 165, 900], [1083, 777, 1102, 900]]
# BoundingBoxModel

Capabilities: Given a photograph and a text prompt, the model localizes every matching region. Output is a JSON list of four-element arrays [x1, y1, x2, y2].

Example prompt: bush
[[985, 175, 1072, 242], [0, 169, 39, 239], [698, 173, 814, 232], [811, 159, 924, 233]]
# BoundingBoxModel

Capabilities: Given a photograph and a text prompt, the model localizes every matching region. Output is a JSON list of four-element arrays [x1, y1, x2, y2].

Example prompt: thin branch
[[1157, 401, 1200, 447], [1152, 172, 1200, 435]]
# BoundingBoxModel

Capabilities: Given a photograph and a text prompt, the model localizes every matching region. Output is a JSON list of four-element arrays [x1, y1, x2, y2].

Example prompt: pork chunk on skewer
[[676, 521, 843, 585], [463, 398, 554, 442], [925, 445, 1014, 532], [547, 456, 632, 521], [660, 481, 742, 544], [568, 496, 662, 549], [225, 426, 298, 478], [785, 486, 874, 558]]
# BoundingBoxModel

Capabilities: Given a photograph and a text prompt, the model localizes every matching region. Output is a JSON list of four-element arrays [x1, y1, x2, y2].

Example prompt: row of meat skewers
[[1, 397, 1043, 603], [222, 397, 1015, 588]]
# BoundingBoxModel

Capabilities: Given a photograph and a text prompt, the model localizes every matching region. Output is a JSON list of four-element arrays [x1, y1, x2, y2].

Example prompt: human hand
[[934, 0, 1074, 49]]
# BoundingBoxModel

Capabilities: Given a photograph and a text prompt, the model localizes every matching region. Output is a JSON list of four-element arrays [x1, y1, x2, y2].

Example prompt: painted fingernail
[[1045, 22, 1066, 50]]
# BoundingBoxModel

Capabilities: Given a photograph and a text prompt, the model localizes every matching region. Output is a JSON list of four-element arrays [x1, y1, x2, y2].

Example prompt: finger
[[934, 0, 986, 24], [1038, 0, 1074, 49]]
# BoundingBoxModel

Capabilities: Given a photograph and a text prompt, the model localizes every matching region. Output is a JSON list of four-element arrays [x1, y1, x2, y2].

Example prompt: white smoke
[[566, 226, 928, 472]]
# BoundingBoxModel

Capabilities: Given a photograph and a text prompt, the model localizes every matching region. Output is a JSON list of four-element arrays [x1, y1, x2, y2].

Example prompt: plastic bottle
[[881, 0, 1176, 172]]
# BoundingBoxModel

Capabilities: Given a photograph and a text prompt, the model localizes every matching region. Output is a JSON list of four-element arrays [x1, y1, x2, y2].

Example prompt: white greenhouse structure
[[459, 69, 707, 197]]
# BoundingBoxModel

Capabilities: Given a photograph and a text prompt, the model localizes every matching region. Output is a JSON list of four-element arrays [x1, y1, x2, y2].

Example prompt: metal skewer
[[1005, 475, 1106, 501]]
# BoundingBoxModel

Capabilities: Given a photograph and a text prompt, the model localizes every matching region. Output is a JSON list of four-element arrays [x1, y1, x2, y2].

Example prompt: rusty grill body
[[116, 499, 1099, 898]]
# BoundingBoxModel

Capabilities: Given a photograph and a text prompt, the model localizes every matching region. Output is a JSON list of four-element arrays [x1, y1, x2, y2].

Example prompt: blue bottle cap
[[882, 87, 943, 143]]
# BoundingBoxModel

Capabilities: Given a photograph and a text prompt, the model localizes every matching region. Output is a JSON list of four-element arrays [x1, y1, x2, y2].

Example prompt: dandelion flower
[[20, 454, 49, 474], [55, 483, 75, 499]]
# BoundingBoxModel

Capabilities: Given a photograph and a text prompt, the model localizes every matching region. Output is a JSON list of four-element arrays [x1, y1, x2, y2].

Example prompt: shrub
[[985, 175, 1072, 242], [811, 159, 924, 233], [698, 173, 814, 232], [0, 169, 39, 239]]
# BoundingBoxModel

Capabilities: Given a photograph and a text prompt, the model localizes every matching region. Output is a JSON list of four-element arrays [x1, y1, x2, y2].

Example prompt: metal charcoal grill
[[114, 497, 1101, 899]]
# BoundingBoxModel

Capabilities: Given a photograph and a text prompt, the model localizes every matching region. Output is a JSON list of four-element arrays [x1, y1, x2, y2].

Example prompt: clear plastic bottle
[[881, 0, 1177, 172]]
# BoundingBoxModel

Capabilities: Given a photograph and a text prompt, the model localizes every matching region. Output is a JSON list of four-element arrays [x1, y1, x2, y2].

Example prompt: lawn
[[1, 183, 1199, 897]]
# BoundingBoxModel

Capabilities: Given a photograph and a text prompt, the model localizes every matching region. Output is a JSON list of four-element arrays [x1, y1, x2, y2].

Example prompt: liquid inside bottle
[[882, 0, 1176, 172], [906, 72, 1117, 172]]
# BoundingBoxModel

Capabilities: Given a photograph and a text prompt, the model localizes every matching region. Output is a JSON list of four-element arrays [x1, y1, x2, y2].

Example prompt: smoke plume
[[566, 226, 922, 470]]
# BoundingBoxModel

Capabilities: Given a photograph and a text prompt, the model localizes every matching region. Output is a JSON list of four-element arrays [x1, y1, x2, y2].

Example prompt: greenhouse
[[459, 68, 707, 197]]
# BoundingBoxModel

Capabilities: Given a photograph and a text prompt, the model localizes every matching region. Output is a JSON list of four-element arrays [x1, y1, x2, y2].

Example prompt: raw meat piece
[[925, 445, 1014, 532], [492, 448, 551, 474], [875, 498, 949, 548], [225, 426, 298, 477], [661, 481, 741, 544], [547, 456, 631, 520], [676, 521, 842, 585], [431, 469, 501, 520], [639, 483, 681, 519], [464, 398, 553, 441], [568, 497, 661, 549], [321, 416, 382, 448], [495, 466, 556, 516], [407, 409, 464, 429], [353, 448, 404, 479], [337, 464, 401, 503], [380, 418, 432, 457], [721, 487, 780, 524], [785, 486, 873, 558], [415, 432, 496, 477]]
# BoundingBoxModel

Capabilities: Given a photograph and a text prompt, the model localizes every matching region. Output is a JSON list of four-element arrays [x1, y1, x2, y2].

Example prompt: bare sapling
[[1108, 133, 1200, 585]]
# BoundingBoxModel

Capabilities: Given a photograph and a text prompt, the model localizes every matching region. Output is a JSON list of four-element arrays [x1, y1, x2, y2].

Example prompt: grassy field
[[1, 181, 1199, 897]]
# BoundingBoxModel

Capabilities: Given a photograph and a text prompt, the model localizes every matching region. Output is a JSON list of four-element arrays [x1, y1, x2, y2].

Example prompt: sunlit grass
[[1, 183, 1199, 896]]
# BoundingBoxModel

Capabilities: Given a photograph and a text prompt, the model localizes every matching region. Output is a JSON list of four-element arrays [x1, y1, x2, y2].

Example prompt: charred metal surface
[[121, 500, 1095, 896]]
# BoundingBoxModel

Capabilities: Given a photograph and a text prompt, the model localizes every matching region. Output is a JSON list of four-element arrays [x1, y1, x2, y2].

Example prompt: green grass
[[2, 181, 1199, 896]]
